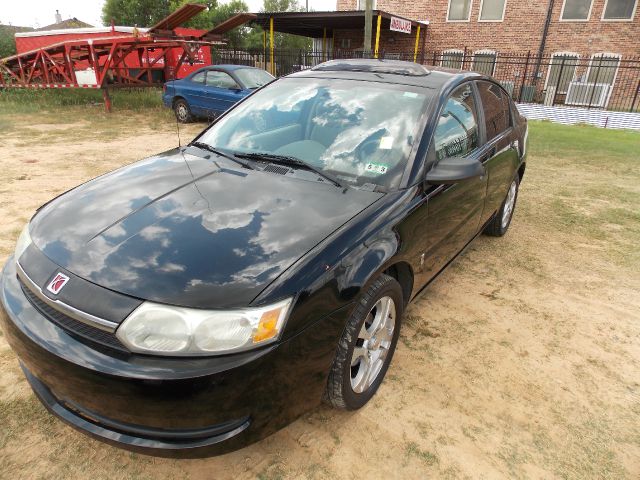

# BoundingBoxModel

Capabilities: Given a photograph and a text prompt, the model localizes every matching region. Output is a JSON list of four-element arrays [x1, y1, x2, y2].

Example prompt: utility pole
[[306, 0, 309, 11], [364, 0, 373, 55]]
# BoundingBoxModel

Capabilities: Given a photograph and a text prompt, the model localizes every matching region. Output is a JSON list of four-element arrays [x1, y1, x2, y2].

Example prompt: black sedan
[[0, 59, 528, 457]]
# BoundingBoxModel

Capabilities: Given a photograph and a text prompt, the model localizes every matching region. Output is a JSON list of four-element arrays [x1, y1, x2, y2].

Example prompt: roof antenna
[[175, 109, 182, 148]]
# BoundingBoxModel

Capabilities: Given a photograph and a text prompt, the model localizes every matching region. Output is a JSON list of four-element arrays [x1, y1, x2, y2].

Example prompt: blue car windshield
[[234, 68, 275, 89], [197, 77, 432, 189]]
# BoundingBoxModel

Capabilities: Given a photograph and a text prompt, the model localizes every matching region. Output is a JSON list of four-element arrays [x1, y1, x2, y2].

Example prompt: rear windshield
[[234, 68, 275, 89], [197, 77, 432, 189]]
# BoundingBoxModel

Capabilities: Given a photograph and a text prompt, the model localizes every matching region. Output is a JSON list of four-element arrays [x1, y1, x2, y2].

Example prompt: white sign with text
[[390, 17, 412, 34]]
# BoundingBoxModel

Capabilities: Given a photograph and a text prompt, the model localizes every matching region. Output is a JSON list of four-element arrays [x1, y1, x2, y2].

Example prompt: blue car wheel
[[174, 99, 192, 124]]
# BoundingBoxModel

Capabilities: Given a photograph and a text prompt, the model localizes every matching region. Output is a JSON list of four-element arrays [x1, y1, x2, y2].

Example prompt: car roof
[[288, 59, 483, 89], [206, 64, 257, 72]]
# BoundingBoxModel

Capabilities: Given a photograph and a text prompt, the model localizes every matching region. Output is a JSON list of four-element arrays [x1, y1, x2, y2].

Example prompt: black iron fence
[[212, 48, 640, 112]]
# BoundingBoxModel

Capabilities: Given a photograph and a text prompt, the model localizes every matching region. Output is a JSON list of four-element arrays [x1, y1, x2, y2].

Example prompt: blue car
[[163, 65, 274, 123]]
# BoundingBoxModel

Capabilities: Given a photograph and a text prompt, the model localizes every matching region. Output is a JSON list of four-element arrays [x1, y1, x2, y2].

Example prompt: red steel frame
[[0, 35, 220, 89], [0, 5, 255, 111]]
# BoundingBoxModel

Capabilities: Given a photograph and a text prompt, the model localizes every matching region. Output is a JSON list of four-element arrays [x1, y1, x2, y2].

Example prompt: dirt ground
[[0, 110, 639, 480]]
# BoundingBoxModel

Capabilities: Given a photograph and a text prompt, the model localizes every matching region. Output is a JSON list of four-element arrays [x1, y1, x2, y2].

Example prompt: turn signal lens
[[253, 308, 282, 343]]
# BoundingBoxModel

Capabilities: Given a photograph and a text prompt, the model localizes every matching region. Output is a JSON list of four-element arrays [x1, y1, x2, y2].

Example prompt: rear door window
[[433, 83, 480, 160], [477, 81, 511, 142], [191, 72, 205, 84]]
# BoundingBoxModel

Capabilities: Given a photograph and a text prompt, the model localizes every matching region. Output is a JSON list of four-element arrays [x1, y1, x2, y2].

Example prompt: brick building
[[336, 0, 639, 57], [334, 1, 639, 109]]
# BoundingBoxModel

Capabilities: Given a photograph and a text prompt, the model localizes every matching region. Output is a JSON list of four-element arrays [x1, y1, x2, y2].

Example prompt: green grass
[[405, 441, 439, 466], [524, 121, 640, 267], [528, 121, 640, 170], [0, 88, 164, 114]]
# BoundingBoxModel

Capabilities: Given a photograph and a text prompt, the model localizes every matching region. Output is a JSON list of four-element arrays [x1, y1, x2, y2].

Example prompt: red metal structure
[[0, 4, 255, 110]]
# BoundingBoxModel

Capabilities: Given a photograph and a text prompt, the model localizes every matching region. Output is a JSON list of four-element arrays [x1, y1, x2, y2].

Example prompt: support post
[[332, 33, 335, 60], [263, 29, 266, 68], [323, 28, 327, 62], [413, 25, 421, 63], [374, 14, 382, 59], [269, 17, 275, 76], [102, 88, 112, 113], [364, 0, 373, 55]]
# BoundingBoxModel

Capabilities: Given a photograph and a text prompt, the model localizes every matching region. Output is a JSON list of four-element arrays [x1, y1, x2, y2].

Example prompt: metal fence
[[212, 48, 640, 112]]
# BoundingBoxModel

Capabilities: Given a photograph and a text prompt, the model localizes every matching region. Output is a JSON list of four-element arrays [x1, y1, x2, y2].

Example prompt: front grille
[[19, 278, 129, 353]]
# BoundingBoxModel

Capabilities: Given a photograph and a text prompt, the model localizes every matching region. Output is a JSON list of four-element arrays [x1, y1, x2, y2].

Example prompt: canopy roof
[[250, 10, 427, 38]]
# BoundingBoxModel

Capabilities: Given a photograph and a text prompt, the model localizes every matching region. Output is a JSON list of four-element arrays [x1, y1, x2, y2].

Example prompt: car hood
[[29, 148, 383, 309]]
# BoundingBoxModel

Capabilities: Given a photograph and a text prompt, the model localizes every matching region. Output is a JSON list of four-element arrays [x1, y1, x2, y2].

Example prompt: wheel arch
[[517, 162, 526, 182], [381, 261, 414, 308], [172, 96, 187, 107]]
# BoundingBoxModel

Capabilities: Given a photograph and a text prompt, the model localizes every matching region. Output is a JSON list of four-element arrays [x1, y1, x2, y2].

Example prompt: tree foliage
[[244, 0, 311, 50], [0, 30, 16, 59], [100, 0, 312, 50], [102, 0, 172, 27]]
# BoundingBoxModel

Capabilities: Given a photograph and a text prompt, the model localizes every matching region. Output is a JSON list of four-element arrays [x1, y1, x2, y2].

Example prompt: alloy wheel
[[501, 180, 517, 229], [350, 296, 396, 394], [176, 103, 188, 122]]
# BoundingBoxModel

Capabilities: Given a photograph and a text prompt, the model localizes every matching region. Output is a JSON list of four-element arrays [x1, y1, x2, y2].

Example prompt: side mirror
[[425, 157, 485, 185]]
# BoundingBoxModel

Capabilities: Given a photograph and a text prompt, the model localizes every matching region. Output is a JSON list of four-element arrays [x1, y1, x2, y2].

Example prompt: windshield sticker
[[403, 92, 418, 98], [365, 163, 389, 175], [379, 136, 394, 150]]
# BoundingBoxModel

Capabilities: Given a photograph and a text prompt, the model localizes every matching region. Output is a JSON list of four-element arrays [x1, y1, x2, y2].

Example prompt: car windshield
[[197, 77, 432, 189], [234, 68, 275, 89]]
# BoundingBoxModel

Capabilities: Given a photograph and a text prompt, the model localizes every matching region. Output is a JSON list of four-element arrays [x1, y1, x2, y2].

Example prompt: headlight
[[14, 223, 32, 260], [116, 297, 293, 356]]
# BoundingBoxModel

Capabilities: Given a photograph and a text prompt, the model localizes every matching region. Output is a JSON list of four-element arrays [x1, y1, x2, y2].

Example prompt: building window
[[447, 0, 473, 21], [560, 0, 593, 20], [479, 0, 507, 21], [357, 0, 377, 9], [602, 0, 637, 19], [472, 51, 497, 75], [587, 53, 621, 86], [546, 53, 579, 94], [441, 50, 465, 69]]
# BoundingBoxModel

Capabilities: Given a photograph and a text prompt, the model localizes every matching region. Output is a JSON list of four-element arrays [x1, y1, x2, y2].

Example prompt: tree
[[169, 0, 249, 48], [101, 0, 249, 48], [101, 0, 172, 27], [244, 0, 311, 50], [0, 30, 16, 59]]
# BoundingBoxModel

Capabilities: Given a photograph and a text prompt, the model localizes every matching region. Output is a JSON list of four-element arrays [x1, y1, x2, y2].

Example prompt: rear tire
[[484, 176, 519, 237], [173, 99, 192, 124], [324, 274, 404, 410]]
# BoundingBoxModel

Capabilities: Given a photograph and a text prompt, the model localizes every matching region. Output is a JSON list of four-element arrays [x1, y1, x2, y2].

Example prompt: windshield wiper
[[234, 152, 344, 188], [191, 142, 255, 170]]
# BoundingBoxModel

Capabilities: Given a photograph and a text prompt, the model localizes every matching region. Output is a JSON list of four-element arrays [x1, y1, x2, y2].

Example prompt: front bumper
[[0, 256, 350, 457]]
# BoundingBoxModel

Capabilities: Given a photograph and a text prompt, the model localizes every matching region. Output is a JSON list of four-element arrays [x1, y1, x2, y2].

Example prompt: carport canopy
[[249, 10, 422, 39]]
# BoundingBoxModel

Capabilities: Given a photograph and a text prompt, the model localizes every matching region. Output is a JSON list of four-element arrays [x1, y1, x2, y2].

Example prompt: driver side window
[[206, 71, 239, 89], [434, 84, 479, 161]]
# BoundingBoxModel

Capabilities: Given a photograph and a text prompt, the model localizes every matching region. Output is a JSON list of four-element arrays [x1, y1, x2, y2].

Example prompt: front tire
[[325, 274, 404, 410], [173, 99, 192, 124], [484, 176, 519, 237]]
